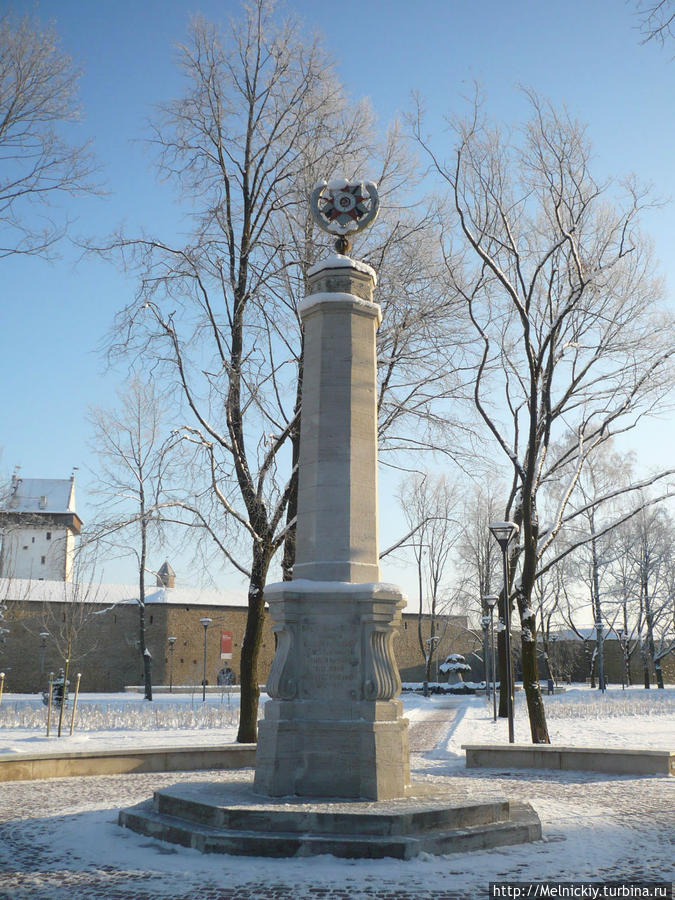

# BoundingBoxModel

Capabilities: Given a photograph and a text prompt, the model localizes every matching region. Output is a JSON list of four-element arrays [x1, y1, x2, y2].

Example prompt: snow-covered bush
[[439, 653, 472, 684], [0, 700, 239, 732]]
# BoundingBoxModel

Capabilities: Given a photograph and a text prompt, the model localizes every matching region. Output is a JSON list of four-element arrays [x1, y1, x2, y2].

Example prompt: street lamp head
[[199, 617, 212, 628], [488, 521, 519, 549], [168, 636, 177, 646], [483, 594, 499, 610], [39, 632, 50, 639]]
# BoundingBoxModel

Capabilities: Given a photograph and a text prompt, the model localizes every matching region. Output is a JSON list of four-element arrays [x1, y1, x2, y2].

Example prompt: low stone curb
[[463, 744, 675, 776], [0, 743, 256, 782]]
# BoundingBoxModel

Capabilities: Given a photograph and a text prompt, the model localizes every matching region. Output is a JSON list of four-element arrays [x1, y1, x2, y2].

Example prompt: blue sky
[[2, 0, 675, 594]]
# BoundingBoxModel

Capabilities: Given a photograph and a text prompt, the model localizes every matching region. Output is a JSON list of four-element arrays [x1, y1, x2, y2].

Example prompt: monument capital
[[310, 177, 379, 254]]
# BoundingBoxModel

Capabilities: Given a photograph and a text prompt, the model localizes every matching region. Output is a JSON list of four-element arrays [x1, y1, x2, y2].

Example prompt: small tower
[[0, 471, 82, 581], [156, 560, 176, 588]]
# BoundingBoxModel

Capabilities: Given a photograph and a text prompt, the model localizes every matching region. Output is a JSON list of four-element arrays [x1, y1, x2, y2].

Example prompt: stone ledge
[[463, 744, 675, 776], [0, 743, 256, 782], [118, 777, 542, 859]]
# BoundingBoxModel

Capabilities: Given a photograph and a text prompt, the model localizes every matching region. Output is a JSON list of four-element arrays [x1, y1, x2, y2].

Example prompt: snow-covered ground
[[0, 689, 241, 753], [437, 684, 675, 761], [1, 683, 673, 756], [0, 685, 673, 899]]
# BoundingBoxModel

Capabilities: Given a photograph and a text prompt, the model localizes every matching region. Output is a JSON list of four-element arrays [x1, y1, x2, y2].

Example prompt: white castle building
[[0, 472, 82, 582]]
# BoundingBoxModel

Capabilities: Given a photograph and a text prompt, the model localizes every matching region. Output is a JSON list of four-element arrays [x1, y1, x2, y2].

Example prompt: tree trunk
[[587, 645, 597, 688], [517, 591, 550, 744], [640, 638, 651, 688], [281, 337, 303, 582], [590, 532, 605, 692], [520, 636, 549, 743], [541, 638, 556, 683], [237, 544, 271, 743], [57, 637, 72, 738], [644, 591, 664, 689], [424, 623, 437, 689]]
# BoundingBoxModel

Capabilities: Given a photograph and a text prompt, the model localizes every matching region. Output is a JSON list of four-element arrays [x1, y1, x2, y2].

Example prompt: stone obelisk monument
[[254, 179, 410, 800], [119, 180, 541, 855]]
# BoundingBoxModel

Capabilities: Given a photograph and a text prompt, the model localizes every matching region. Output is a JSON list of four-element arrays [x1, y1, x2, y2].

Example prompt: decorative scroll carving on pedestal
[[362, 623, 401, 701], [266, 624, 298, 700]]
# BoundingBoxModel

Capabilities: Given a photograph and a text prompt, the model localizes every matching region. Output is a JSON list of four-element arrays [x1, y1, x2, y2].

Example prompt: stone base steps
[[463, 744, 675, 776], [118, 779, 542, 859], [0, 744, 256, 782]]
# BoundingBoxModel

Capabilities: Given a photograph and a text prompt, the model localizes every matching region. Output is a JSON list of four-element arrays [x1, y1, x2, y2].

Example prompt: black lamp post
[[39, 632, 49, 675], [199, 618, 212, 702], [617, 628, 626, 690], [484, 595, 498, 723], [168, 636, 176, 693], [488, 521, 519, 744]]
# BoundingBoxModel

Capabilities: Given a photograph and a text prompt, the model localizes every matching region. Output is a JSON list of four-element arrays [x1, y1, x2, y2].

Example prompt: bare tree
[[453, 484, 503, 684], [98, 4, 376, 741], [399, 473, 462, 692], [621, 504, 675, 688], [88, 377, 183, 701], [543, 447, 675, 687], [414, 91, 675, 742], [98, 2, 466, 742], [0, 11, 97, 258], [636, 0, 675, 46], [20, 544, 102, 735]]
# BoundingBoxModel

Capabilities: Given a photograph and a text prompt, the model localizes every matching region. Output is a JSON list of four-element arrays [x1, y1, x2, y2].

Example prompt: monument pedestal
[[254, 581, 410, 800]]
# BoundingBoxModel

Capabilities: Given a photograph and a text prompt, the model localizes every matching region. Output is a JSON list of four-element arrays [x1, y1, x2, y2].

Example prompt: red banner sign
[[220, 630, 233, 660]]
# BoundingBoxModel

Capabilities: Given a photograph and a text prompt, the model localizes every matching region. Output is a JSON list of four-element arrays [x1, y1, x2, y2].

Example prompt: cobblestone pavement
[[407, 700, 460, 753], [0, 712, 673, 900]]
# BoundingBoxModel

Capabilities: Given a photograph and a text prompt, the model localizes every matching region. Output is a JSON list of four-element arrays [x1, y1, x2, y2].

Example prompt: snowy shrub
[[543, 690, 675, 720], [439, 653, 472, 675], [0, 699, 240, 732]]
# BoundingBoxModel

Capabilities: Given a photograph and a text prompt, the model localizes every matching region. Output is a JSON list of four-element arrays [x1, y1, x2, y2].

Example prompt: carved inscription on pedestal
[[300, 618, 359, 698]]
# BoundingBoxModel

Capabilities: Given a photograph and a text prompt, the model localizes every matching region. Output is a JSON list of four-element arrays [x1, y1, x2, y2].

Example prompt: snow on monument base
[[254, 580, 410, 800]]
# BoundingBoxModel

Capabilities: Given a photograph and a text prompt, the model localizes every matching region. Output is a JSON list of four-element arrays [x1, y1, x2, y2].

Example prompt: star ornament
[[322, 184, 370, 226], [310, 178, 380, 245]]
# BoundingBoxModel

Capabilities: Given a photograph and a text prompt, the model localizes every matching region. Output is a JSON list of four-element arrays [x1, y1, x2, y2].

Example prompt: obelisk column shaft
[[294, 274, 380, 583], [254, 255, 410, 801]]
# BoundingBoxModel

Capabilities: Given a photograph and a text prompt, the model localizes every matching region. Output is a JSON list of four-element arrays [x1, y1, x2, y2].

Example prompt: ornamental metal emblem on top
[[310, 178, 379, 254]]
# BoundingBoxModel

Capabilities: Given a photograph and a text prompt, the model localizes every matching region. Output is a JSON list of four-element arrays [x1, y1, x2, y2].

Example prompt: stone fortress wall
[[0, 597, 478, 693], [2, 595, 671, 694]]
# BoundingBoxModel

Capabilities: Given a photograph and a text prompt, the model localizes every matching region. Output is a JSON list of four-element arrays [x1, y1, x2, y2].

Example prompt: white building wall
[[1, 526, 70, 581]]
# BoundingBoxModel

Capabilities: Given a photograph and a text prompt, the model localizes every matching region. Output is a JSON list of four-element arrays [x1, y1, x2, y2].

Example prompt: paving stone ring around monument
[[310, 177, 379, 252]]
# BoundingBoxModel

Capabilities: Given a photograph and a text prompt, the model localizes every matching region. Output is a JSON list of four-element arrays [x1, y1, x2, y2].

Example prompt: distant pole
[[484, 596, 498, 723], [39, 633, 49, 675], [481, 615, 490, 698], [57, 655, 70, 738], [168, 636, 177, 693], [46, 672, 54, 737], [0, 672, 4, 708], [596, 619, 606, 693], [617, 629, 627, 690], [200, 618, 212, 702], [488, 522, 519, 744]]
